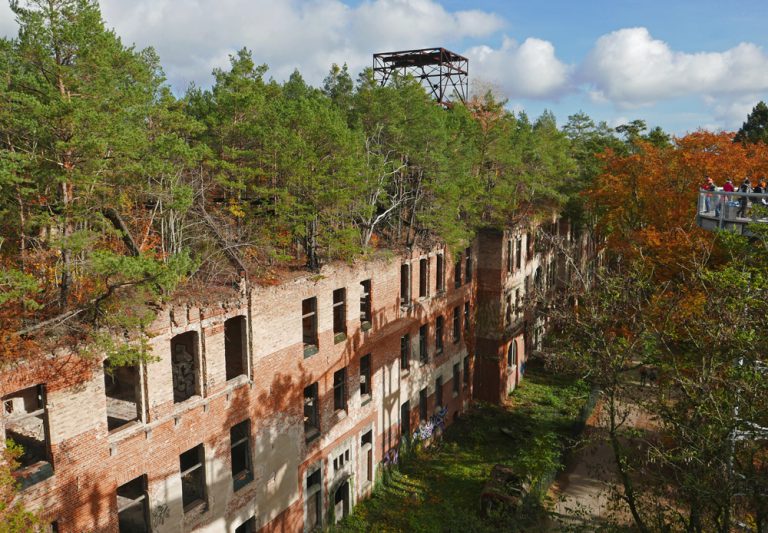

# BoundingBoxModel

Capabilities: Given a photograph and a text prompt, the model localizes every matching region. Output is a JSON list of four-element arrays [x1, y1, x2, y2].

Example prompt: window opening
[[302, 298, 318, 356], [333, 368, 347, 411], [333, 289, 346, 341], [2, 385, 50, 472], [453, 363, 461, 394], [304, 383, 320, 438], [452, 306, 460, 342], [400, 264, 411, 306], [359, 355, 371, 401], [359, 280, 372, 326], [419, 258, 428, 298], [400, 334, 410, 370], [117, 475, 149, 533], [231, 420, 253, 490], [179, 444, 206, 511], [104, 361, 140, 431], [225, 316, 247, 381], [171, 331, 199, 403]]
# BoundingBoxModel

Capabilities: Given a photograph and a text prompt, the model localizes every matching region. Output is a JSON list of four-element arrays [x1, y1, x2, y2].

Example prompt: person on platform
[[700, 176, 716, 213], [737, 178, 751, 218]]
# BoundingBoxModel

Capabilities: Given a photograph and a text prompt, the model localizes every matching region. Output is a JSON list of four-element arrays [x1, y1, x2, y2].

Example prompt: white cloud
[[0, 0, 504, 89], [465, 36, 571, 99], [582, 27, 768, 107]]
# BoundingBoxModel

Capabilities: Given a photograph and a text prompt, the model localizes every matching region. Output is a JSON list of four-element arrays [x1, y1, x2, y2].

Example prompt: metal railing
[[697, 190, 768, 232]]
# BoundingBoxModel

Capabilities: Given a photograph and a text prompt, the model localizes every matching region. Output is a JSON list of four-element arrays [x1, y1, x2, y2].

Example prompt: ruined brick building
[[1, 218, 593, 532]]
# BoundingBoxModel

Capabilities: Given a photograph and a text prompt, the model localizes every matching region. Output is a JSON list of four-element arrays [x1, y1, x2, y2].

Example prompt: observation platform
[[697, 190, 768, 235]]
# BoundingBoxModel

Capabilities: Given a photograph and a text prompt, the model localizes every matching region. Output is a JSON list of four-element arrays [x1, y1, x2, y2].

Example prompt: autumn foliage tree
[[548, 130, 768, 531]]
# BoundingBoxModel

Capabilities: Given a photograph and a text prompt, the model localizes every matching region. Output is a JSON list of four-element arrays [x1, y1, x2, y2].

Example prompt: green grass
[[332, 363, 591, 532]]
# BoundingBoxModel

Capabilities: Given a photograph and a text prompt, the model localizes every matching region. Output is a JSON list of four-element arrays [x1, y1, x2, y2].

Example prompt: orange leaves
[[588, 131, 767, 280]]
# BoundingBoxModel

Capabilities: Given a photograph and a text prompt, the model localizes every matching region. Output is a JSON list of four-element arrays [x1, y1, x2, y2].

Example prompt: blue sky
[[2, 0, 767, 134]]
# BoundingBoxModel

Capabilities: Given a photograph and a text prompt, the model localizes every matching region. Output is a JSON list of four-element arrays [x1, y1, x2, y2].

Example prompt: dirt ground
[[544, 384, 657, 531]]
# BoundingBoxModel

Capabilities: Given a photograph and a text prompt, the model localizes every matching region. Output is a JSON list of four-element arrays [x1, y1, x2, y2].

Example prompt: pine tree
[[734, 101, 768, 144]]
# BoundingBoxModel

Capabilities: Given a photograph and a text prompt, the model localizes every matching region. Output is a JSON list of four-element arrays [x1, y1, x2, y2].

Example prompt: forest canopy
[[0, 0, 677, 365]]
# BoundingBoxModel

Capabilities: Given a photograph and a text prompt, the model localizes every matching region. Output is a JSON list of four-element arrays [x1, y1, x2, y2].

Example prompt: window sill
[[334, 409, 348, 420], [305, 428, 320, 443], [361, 321, 372, 332], [360, 395, 372, 407], [435, 289, 446, 297], [401, 368, 410, 377], [107, 418, 142, 436], [183, 499, 208, 515], [233, 472, 254, 492], [304, 344, 319, 358], [15, 461, 53, 490], [334, 332, 347, 344]]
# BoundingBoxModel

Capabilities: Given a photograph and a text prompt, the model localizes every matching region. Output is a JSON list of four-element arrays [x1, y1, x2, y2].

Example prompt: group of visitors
[[700, 176, 768, 218]]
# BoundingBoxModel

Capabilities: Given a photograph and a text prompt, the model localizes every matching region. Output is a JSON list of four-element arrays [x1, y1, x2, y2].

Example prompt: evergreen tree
[[734, 101, 768, 144]]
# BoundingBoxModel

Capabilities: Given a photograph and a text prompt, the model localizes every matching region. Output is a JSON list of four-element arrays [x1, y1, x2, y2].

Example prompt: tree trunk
[[607, 388, 649, 533]]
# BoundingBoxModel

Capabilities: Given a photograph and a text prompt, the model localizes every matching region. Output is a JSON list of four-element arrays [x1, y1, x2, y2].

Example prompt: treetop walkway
[[697, 189, 768, 234]]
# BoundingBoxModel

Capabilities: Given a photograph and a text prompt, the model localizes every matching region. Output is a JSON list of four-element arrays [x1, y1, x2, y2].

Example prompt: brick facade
[[1, 225, 586, 532]]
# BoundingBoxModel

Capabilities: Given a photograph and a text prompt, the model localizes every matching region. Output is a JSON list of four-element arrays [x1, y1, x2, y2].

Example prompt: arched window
[[507, 340, 518, 367]]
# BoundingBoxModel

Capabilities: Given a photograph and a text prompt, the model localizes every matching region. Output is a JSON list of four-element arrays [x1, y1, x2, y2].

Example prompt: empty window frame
[[508, 341, 518, 368], [435, 316, 444, 354], [453, 363, 461, 395], [464, 301, 470, 334], [435, 376, 443, 408], [179, 444, 206, 511], [104, 361, 141, 432], [400, 263, 411, 306], [452, 306, 460, 342], [333, 289, 347, 341], [419, 388, 428, 421], [117, 475, 149, 533], [436, 253, 445, 292], [515, 289, 521, 318], [306, 468, 323, 530], [360, 280, 372, 326], [515, 237, 523, 270], [507, 239, 514, 274], [465, 247, 472, 283], [333, 368, 347, 411], [454, 255, 462, 288], [2, 385, 51, 472], [171, 331, 200, 403], [302, 298, 318, 356], [463, 356, 470, 388], [304, 383, 320, 438], [505, 292, 513, 326], [230, 420, 253, 490], [361, 430, 373, 484], [419, 258, 429, 298], [359, 355, 371, 401], [225, 316, 247, 381], [419, 325, 428, 363], [400, 334, 410, 371]]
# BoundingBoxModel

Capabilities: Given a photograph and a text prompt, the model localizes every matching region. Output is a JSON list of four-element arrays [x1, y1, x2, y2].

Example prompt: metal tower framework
[[373, 47, 468, 105]]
